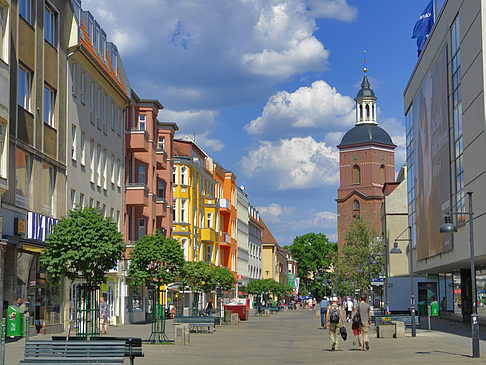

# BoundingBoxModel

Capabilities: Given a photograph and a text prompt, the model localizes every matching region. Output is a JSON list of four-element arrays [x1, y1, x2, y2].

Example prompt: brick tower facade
[[337, 69, 396, 251]]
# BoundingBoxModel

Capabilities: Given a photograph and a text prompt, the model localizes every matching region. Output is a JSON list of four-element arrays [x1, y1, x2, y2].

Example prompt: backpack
[[329, 306, 340, 323]]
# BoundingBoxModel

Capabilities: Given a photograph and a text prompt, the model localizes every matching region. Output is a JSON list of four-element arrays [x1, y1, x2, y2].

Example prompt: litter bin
[[7, 305, 23, 337], [224, 304, 248, 321], [430, 300, 439, 316]]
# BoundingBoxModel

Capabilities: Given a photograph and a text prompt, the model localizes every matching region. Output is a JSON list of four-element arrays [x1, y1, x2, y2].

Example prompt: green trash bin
[[6, 305, 23, 337], [418, 301, 427, 316], [430, 300, 439, 316]]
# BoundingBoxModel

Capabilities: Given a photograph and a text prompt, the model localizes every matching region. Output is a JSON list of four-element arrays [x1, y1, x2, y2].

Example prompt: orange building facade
[[124, 91, 177, 245]]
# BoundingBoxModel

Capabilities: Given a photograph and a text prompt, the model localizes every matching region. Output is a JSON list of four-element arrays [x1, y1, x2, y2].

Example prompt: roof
[[355, 73, 376, 100], [338, 124, 396, 149], [260, 219, 279, 246]]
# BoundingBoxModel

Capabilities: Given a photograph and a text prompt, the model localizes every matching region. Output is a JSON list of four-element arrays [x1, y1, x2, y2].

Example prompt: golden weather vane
[[363, 50, 367, 73]]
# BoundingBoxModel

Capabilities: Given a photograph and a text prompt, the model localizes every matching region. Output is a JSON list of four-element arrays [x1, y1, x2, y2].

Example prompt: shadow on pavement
[[424, 318, 486, 341], [415, 350, 471, 358]]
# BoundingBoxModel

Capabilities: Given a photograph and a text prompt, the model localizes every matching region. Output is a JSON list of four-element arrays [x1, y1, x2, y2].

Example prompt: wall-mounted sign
[[27, 212, 59, 242], [14, 218, 26, 235]]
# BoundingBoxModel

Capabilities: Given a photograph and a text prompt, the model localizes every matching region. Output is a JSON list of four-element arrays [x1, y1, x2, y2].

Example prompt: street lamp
[[439, 191, 479, 358], [357, 254, 378, 304], [391, 225, 416, 337]]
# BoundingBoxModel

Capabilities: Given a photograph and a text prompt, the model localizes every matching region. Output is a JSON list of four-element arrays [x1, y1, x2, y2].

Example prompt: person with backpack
[[355, 293, 372, 351], [326, 296, 346, 351]]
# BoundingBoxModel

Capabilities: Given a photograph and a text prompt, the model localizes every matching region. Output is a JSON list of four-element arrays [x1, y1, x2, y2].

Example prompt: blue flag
[[412, 1, 434, 56]]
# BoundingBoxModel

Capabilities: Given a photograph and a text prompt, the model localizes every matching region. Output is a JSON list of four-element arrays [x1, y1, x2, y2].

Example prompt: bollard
[[23, 315, 29, 341], [1, 318, 6, 365]]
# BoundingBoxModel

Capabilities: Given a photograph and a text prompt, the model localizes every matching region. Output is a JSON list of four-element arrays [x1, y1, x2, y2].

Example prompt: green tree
[[338, 216, 383, 294], [40, 207, 124, 287], [128, 233, 185, 287], [288, 233, 337, 298], [212, 266, 236, 293]]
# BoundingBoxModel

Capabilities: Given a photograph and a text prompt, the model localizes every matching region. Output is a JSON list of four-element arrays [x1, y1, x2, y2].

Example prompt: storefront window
[[453, 272, 462, 315], [476, 268, 486, 318], [41, 163, 54, 215]]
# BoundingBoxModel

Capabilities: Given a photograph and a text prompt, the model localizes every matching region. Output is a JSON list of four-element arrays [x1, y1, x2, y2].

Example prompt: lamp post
[[357, 254, 378, 304], [439, 191, 479, 358], [391, 225, 416, 337]]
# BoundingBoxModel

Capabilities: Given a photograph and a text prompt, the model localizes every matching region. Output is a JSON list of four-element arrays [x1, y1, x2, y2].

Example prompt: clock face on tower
[[352, 154, 359, 163]]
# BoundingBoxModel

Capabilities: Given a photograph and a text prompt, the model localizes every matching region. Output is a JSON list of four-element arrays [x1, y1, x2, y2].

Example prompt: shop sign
[[237, 275, 243, 280], [14, 218, 26, 235], [27, 212, 59, 242]]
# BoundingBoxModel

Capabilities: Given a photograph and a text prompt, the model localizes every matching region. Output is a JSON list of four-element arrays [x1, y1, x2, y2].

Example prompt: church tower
[[336, 67, 396, 251]]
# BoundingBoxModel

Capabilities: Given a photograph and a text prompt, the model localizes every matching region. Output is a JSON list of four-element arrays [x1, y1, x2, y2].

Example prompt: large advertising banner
[[413, 45, 452, 260]]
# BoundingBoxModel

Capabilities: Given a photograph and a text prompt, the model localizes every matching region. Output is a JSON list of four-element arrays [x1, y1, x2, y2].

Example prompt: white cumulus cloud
[[242, 136, 339, 190], [245, 80, 355, 138]]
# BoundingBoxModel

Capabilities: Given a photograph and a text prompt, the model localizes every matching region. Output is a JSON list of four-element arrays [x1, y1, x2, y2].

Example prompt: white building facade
[[236, 186, 249, 287]]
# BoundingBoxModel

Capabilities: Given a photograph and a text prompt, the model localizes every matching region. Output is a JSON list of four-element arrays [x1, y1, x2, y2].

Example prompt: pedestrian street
[[6, 308, 486, 365]]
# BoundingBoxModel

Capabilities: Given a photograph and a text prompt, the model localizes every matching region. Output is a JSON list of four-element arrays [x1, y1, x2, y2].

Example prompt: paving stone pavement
[[5, 309, 486, 364]]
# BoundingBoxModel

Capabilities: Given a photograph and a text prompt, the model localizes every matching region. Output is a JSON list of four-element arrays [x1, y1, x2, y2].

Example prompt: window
[[89, 198, 93, 208], [0, 123, 5, 177], [19, 0, 33, 25], [207, 212, 213, 228], [71, 125, 76, 160], [207, 245, 212, 262], [103, 149, 107, 190], [97, 144, 101, 186], [80, 132, 85, 165], [0, 4, 7, 61], [158, 136, 165, 150], [90, 139, 95, 182], [15, 149, 31, 207], [44, 86, 55, 127], [380, 165, 385, 184], [87, 15, 94, 41], [117, 108, 121, 135], [111, 154, 115, 184], [71, 189, 76, 209], [41, 163, 54, 214], [79, 193, 84, 208], [181, 199, 188, 223], [103, 94, 107, 134], [111, 47, 118, 74], [353, 200, 360, 211], [110, 208, 114, 219], [117, 159, 121, 187], [94, 23, 100, 54], [138, 218, 146, 239], [111, 102, 115, 130], [100, 31, 106, 59], [138, 164, 146, 184], [353, 165, 360, 184], [102, 204, 106, 217], [80, 71, 85, 104], [71, 63, 77, 95], [173, 166, 178, 185], [157, 180, 165, 199], [90, 82, 94, 123], [97, 87, 101, 128], [44, 6, 57, 46], [180, 166, 188, 185], [18, 67, 32, 112], [138, 114, 146, 130]]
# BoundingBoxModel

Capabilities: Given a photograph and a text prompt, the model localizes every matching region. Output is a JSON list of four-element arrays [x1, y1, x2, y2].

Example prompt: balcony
[[125, 183, 149, 206], [219, 232, 231, 246], [201, 228, 217, 242], [156, 149, 168, 170], [155, 197, 167, 217], [219, 198, 231, 212], [126, 129, 149, 152], [203, 197, 217, 207]]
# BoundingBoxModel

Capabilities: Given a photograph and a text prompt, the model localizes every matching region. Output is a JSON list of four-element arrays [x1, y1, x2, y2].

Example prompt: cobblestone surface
[[5, 309, 486, 364]]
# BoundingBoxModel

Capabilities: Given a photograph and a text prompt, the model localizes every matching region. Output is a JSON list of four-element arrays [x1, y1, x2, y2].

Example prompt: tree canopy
[[128, 233, 185, 287], [338, 215, 383, 294], [246, 279, 292, 297], [288, 232, 337, 297], [40, 207, 124, 287]]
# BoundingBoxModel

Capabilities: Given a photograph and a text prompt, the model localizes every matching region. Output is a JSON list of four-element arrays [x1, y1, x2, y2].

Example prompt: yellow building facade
[[172, 138, 218, 264]]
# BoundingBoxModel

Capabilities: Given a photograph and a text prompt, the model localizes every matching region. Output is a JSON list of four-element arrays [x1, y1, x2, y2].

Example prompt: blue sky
[[83, 0, 444, 245]]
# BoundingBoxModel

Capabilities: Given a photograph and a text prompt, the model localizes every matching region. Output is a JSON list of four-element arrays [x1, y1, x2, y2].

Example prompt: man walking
[[357, 293, 372, 351], [319, 296, 330, 327], [326, 296, 345, 351], [346, 297, 354, 322]]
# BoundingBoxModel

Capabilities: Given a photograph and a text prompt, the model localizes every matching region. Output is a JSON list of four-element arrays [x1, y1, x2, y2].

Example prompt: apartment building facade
[[261, 219, 278, 280], [248, 205, 263, 280], [236, 186, 249, 287], [65, 0, 130, 326], [2, 0, 71, 334]]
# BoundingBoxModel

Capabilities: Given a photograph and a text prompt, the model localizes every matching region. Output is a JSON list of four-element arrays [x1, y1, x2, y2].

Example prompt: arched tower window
[[359, 105, 363, 121], [353, 165, 360, 184], [365, 104, 370, 120], [353, 199, 360, 211], [380, 165, 385, 184], [372, 105, 375, 120]]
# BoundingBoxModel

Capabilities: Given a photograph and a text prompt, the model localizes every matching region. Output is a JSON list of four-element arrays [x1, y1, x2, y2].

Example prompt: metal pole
[[467, 192, 480, 358], [409, 225, 416, 337], [384, 242, 389, 315], [1, 318, 5, 365]]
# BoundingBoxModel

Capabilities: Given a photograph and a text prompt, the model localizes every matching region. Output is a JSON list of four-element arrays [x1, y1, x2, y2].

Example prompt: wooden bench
[[173, 316, 215, 333], [20, 340, 125, 364], [373, 315, 421, 328], [52, 336, 143, 365]]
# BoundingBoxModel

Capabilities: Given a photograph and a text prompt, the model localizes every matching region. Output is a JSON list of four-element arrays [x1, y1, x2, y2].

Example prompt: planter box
[[377, 324, 395, 338], [395, 321, 405, 338]]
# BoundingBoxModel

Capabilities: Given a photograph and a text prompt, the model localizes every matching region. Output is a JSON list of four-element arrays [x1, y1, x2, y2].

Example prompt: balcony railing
[[125, 183, 149, 205], [219, 198, 231, 211], [126, 129, 149, 152]]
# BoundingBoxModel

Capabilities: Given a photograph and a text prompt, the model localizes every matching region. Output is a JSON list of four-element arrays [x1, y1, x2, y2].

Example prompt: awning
[[22, 244, 45, 253]]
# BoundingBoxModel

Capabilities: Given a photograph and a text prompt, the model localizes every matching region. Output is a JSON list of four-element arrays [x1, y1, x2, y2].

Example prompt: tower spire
[[355, 51, 377, 126], [363, 50, 367, 74]]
